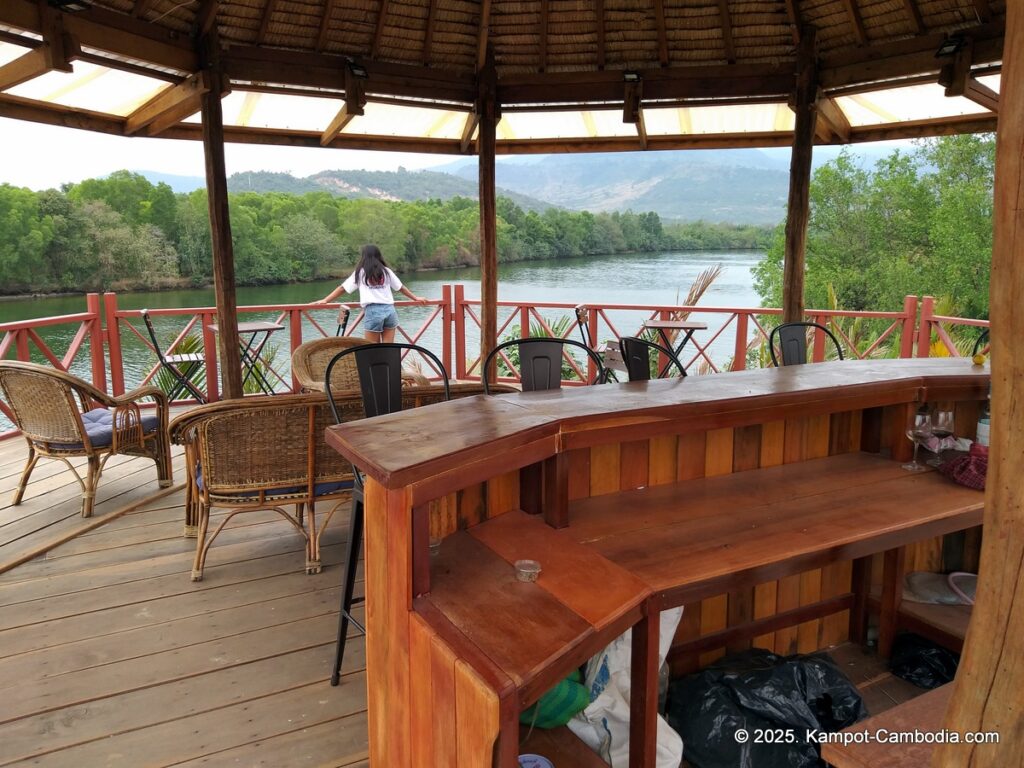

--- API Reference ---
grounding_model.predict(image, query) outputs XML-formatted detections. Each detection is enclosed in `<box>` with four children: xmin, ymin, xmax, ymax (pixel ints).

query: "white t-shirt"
<box><xmin>342</xmin><ymin>267</ymin><xmax>403</xmax><ymax>306</ymax></box>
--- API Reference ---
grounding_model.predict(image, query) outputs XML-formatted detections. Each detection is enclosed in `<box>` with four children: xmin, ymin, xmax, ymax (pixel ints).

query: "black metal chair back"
<box><xmin>619</xmin><ymin>336</ymin><xmax>686</xmax><ymax>381</ymax></box>
<box><xmin>972</xmin><ymin>328</ymin><xmax>990</xmax><ymax>357</ymax></box>
<box><xmin>140</xmin><ymin>310</ymin><xmax>207</xmax><ymax>402</ymax></box>
<box><xmin>335</xmin><ymin>307</ymin><xmax>351</xmax><ymax>336</ymax></box>
<box><xmin>482</xmin><ymin>337</ymin><xmax>606</xmax><ymax>394</ymax></box>
<box><xmin>769</xmin><ymin>322</ymin><xmax>845</xmax><ymax>367</ymax></box>
<box><xmin>325</xmin><ymin>341</ymin><xmax>450</xmax><ymax>687</ymax></box>
<box><xmin>324</xmin><ymin>342</ymin><xmax>450</xmax><ymax>423</ymax></box>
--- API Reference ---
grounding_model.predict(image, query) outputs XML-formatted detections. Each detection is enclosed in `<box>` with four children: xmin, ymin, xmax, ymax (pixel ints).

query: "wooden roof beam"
<box><xmin>839</xmin><ymin>0</ymin><xmax>868</xmax><ymax>46</ymax></box>
<box><xmin>938</xmin><ymin>37</ymin><xmax>973</xmax><ymax>95</ymax></box>
<box><xmin>316</xmin><ymin>0</ymin><xmax>334</xmax><ymax>51</ymax></box>
<box><xmin>257</xmin><ymin>0</ymin><xmax>277</xmax><ymax>45</ymax></box>
<box><xmin>371</xmin><ymin>0</ymin><xmax>390</xmax><ymax>60</ymax></box>
<box><xmin>595</xmin><ymin>0</ymin><xmax>606</xmax><ymax>69</ymax></box>
<box><xmin>476</xmin><ymin>0</ymin><xmax>491</xmax><ymax>71</ymax></box>
<box><xmin>321</xmin><ymin>67</ymin><xmax>366</xmax><ymax>146</ymax></box>
<box><xmin>133</xmin><ymin>0</ymin><xmax>157</xmax><ymax>19</ymax></box>
<box><xmin>461</xmin><ymin>111</ymin><xmax>479</xmax><ymax>153</ymax></box>
<box><xmin>0</xmin><ymin>38</ymin><xmax>77</xmax><ymax>91</ymax></box>
<box><xmin>623</xmin><ymin>78</ymin><xmax>642</xmax><ymax>124</ymax></box>
<box><xmin>717</xmin><ymin>0</ymin><xmax>735</xmax><ymax>64</ymax></box>
<box><xmin>784</xmin><ymin>0</ymin><xmax>801</xmax><ymax>45</ymax></box>
<box><xmin>194</xmin><ymin>0</ymin><xmax>220</xmax><ymax>38</ymax></box>
<box><xmin>962</xmin><ymin>77</ymin><xmax>999</xmax><ymax>112</ymax></box>
<box><xmin>125</xmin><ymin>71</ymin><xmax>210</xmax><ymax>135</ymax></box>
<box><xmin>423</xmin><ymin>0</ymin><xmax>437</xmax><ymax>65</ymax></box>
<box><xmin>1</xmin><ymin>0</ymin><xmax>197</xmax><ymax>73</ymax></box>
<box><xmin>654</xmin><ymin>0</ymin><xmax>668</xmax><ymax>67</ymax></box>
<box><xmin>902</xmin><ymin>0</ymin><xmax>925</xmax><ymax>35</ymax></box>
<box><xmin>539</xmin><ymin>0</ymin><xmax>548</xmax><ymax>72</ymax></box>
<box><xmin>816</xmin><ymin>95</ymin><xmax>851</xmax><ymax>142</ymax></box>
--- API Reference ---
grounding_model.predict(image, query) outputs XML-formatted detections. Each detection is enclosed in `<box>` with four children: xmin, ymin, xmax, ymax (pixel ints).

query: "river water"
<box><xmin>0</xmin><ymin>250</ymin><xmax>764</xmax><ymax>417</ymax></box>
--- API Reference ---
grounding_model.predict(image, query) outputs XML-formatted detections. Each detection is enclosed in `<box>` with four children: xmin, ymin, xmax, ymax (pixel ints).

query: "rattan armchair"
<box><xmin>0</xmin><ymin>361</ymin><xmax>173</xmax><ymax>518</ymax></box>
<box><xmin>169</xmin><ymin>393</ymin><xmax>355</xmax><ymax>580</ymax></box>
<box><xmin>291</xmin><ymin>336</ymin><xmax>430</xmax><ymax>393</ymax></box>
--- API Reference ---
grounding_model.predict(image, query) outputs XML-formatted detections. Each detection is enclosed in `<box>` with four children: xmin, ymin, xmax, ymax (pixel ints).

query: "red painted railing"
<box><xmin>0</xmin><ymin>293</ymin><xmax>106</xmax><ymax>438</ymax></box>
<box><xmin>0</xmin><ymin>289</ymin><xmax>990</xmax><ymax>440</ymax></box>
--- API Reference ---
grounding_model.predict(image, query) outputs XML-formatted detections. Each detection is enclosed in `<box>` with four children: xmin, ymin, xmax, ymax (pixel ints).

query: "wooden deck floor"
<box><xmin>0</xmin><ymin>435</ymin><xmax>369</xmax><ymax>767</ymax></box>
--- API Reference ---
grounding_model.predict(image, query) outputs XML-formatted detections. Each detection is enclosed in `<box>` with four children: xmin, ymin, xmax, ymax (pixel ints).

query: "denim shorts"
<box><xmin>363</xmin><ymin>303</ymin><xmax>399</xmax><ymax>332</ymax></box>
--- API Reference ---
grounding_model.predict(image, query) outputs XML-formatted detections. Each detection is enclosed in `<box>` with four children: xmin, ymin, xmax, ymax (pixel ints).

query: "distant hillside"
<box><xmin>440</xmin><ymin>151</ymin><xmax>790</xmax><ymax>225</ymax></box>
<box><xmin>222</xmin><ymin>168</ymin><xmax>555</xmax><ymax>212</ymax></box>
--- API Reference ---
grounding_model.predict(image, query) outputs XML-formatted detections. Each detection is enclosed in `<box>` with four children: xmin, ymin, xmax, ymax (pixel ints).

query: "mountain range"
<box><xmin>138</xmin><ymin>142</ymin><xmax>906</xmax><ymax>226</ymax></box>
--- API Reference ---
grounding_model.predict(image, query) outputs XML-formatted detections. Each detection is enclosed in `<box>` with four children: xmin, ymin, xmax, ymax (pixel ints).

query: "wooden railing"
<box><xmin>0</xmin><ymin>288</ymin><xmax>990</xmax><ymax>439</ymax></box>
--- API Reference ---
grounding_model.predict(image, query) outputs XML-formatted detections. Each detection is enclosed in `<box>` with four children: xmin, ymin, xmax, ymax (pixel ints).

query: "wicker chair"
<box><xmin>169</xmin><ymin>388</ymin><xmax>465</xmax><ymax>581</ymax></box>
<box><xmin>0</xmin><ymin>361</ymin><xmax>172</xmax><ymax>518</ymax></box>
<box><xmin>291</xmin><ymin>336</ymin><xmax>430</xmax><ymax>394</ymax></box>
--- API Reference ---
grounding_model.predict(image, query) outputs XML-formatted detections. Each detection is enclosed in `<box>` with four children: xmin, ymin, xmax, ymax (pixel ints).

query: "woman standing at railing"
<box><xmin>315</xmin><ymin>244</ymin><xmax>427</xmax><ymax>342</ymax></box>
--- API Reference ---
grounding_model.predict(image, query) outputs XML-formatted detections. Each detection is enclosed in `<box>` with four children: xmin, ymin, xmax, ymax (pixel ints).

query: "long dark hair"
<box><xmin>354</xmin><ymin>244</ymin><xmax>387</xmax><ymax>286</ymax></box>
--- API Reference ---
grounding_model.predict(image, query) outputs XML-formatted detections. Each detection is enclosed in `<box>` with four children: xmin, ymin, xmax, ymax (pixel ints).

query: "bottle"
<box><xmin>976</xmin><ymin>385</ymin><xmax>991</xmax><ymax>447</ymax></box>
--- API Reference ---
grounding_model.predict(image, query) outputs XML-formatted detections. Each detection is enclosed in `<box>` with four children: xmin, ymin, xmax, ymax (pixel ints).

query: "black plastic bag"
<box><xmin>889</xmin><ymin>633</ymin><xmax>959</xmax><ymax>689</ymax></box>
<box><xmin>666</xmin><ymin>648</ymin><xmax>868</xmax><ymax>768</ymax></box>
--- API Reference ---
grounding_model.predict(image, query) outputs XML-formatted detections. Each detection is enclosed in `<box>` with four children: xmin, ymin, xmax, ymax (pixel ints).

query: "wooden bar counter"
<box><xmin>324</xmin><ymin>359</ymin><xmax>988</xmax><ymax>767</ymax></box>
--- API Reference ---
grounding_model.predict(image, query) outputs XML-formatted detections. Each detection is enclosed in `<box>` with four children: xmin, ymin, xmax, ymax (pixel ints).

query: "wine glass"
<box><xmin>903</xmin><ymin>411</ymin><xmax>933</xmax><ymax>472</ymax></box>
<box><xmin>927</xmin><ymin>410</ymin><xmax>955</xmax><ymax>467</ymax></box>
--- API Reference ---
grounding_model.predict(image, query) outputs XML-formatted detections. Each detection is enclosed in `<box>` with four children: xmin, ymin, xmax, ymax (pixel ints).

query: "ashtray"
<box><xmin>514</xmin><ymin>559</ymin><xmax>541</xmax><ymax>582</ymax></box>
<box><xmin>518</xmin><ymin>755</ymin><xmax>554</xmax><ymax>768</ymax></box>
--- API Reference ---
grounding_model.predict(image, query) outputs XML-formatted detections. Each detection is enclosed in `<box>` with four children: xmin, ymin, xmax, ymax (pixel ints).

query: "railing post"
<box><xmin>811</xmin><ymin>313</ymin><xmax>827</xmax><ymax>362</ymax></box>
<box><xmin>289</xmin><ymin>308</ymin><xmax>304</xmax><ymax>393</ymax></box>
<box><xmin>917</xmin><ymin>296</ymin><xmax>935</xmax><ymax>358</ymax></box>
<box><xmin>441</xmin><ymin>285</ymin><xmax>453</xmax><ymax>378</ymax></box>
<box><xmin>732</xmin><ymin>312</ymin><xmax>749</xmax><ymax>371</ymax></box>
<box><xmin>202</xmin><ymin>310</ymin><xmax>220</xmax><ymax>402</ymax></box>
<box><xmin>588</xmin><ymin>307</ymin><xmax>600</xmax><ymax>382</ymax></box>
<box><xmin>519</xmin><ymin>305</ymin><xmax>530</xmax><ymax>338</ymax></box>
<box><xmin>103</xmin><ymin>293</ymin><xmax>126</xmax><ymax>396</ymax></box>
<box><xmin>86</xmin><ymin>293</ymin><xmax>107</xmax><ymax>394</ymax></box>
<box><xmin>899</xmin><ymin>295</ymin><xmax>918</xmax><ymax>359</ymax></box>
<box><xmin>14</xmin><ymin>330</ymin><xmax>29</xmax><ymax>361</ymax></box>
<box><xmin>454</xmin><ymin>284</ymin><xmax>467</xmax><ymax>380</ymax></box>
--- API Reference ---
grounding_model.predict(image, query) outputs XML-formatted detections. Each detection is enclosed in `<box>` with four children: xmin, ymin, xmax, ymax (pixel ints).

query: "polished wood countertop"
<box><xmin>325</xmin><ymin>358</ymin><xmax>988</xmax><ymax>490</ymax></box>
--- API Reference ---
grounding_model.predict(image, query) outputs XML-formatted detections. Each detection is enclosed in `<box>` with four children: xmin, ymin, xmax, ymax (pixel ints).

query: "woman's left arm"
<box><xmin>399</xmin><ymin>286</ymin><xmax>428</xmax><ymax>304</ymax></box>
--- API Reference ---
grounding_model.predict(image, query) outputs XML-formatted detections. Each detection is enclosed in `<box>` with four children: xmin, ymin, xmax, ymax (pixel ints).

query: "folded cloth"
<box><xmin>939</xmin><ymin>442</ymin><xmax>988</xmax><ymax>491</ymax></box>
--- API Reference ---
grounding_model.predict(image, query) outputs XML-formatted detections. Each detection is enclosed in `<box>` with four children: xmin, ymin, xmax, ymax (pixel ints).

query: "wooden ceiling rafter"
<box><xmin>539</xmin><ymin>0</ymin><xmax>549</xmax><ymax>72</ymax></box>
<box><xmin>0</xmin><ymin>4</ymin><xmax>79</xmax><ymax>92</ymax></box>
<box><xmin>902</xmin><ymin>0</ymin><xmax>925</xmax><ymax>35</ymax></box>
<box><xmin>125</xmin><ymin>70</ymin><xmax>211</xmax><ymax>135</ymax></box>
<box><xmin>654</xmin><ymin>0</ymin><xmax>668</xmax><ymax>67</ymax></box>
<box><xmin>316</xmin><ymin>0</ymin><xmax>335</xmax><ymax>51</ymax></box>
<box><xmin>461</xmin><ymin>111</ymin><xmax>479</xmax><ymax>152</ymax></box>
<box><xmin>132</xmin><ymin>0</ymin><xmax>157</xmax><ymax>20</ymax></box>
<box><xmin>257</xmin><ymin>0</ymin><xmax>278</xmax><ymax>45</ymax></box>
<box><xmin>816</xmin><ymin>94</ymin><xmax>851</xmax><ymax>142</ymax></box>
<box><xmin>476</xmin><ymin>0</ymin><xmax>492</xmax><ymax>72</ymax></box>
<box><xmin>371</xmin><ymin>0</ymin><xmax>391</xmax><ymax>60</ymax></box>
<box><xmin>320</xmin><ymin>65</ymin><xmax>367</xmax><ymax>145</ymax></box>
<box><xmin>717</xmin><ymin>0</ymin><xmax>735</xmax><ymax>64</ymax></box>
<box><xmin>595</xmin><ymin>0</ymin><xmax>606</xmax><ymax>69</ymax></box>
<box><xmin>194</xmin><ymin>0</ymin><xmax>220</xmax><ymax>38</ymax></box>
<box><xmin>423</xmin><ymin>0</ymin><xmax>437</xmax><ymax>65</ymax></box>
<box><xmin>962</xmin><ymin>77</ymin><xmax>999</xmax><ymax>111</ymax></box>
<box><xmin>784</xmin><ymin>0</ymin><xmax>801</xmax><ymax>45</ymax></box>
<box><xmin>839</xmin><ymin>0</ymin><xmax>868</xmax><ymax>45</ymax></box>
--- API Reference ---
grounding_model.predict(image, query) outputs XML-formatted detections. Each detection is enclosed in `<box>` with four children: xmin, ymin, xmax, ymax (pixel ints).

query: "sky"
<box><xmin>0</xmin><ymin>117</ymin><xmax>456</xmax><ymax>191</ymax></box>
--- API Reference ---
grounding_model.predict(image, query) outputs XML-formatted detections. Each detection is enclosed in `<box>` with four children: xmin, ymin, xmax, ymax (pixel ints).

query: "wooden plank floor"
<box><xmin>0</xmin><ymin>436</ymin><xmax>369</xmax><ymax>768</ymax></box>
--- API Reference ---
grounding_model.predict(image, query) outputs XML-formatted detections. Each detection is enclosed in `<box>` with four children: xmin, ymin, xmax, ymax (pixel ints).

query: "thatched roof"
<box><xmin>0</xmin><ymin>0</ymin><xmax>1006</xmax><ymax>153</ymax></box>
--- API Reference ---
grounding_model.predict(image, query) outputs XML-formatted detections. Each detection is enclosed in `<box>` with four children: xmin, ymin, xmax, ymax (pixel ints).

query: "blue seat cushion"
<box><xmin>62</xmin><ymin>408</ymin><xmax>161</xmax><ymax>449</ymax></box>
<box><xmin>195</xmin><ymin>464</ymin><xmax>353</xmax><ymax>499</ymax></box>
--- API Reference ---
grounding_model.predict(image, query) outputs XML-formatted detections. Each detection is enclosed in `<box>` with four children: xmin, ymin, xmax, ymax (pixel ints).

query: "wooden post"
<box><xmin>782</xmin><ymin>28</ymin><xmax>817</xmax><ymax>324</ymax></box>
<box><xmin>935</xmin><ymin>2</ymin><xmax>1024</xmax><ymax>764</ymax></box>
<box><xmin>477</xmin><ymin>54</ymin><xmax>499</xmax><ymax>380</ymax></box>
<box><xmin>200</xmin><ymin>54</ymin><xmax>243</xmax><ymax>400</ymax></box>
